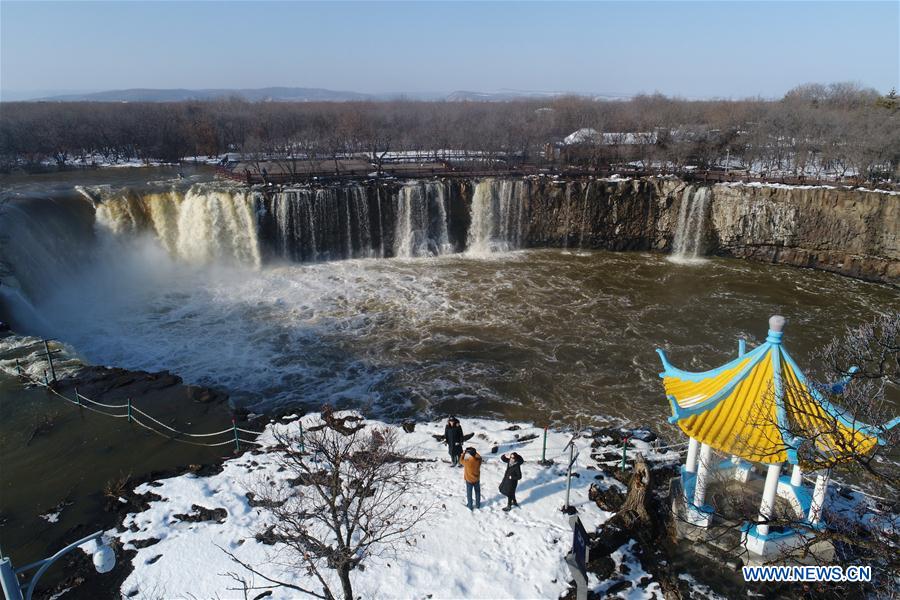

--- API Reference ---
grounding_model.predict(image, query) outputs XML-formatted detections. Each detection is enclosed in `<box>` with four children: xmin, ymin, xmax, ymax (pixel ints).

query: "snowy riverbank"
<box><xmin>106</xmin><ymin>413</ymin><xmax>684</xmax><ymax>599</ymax></box>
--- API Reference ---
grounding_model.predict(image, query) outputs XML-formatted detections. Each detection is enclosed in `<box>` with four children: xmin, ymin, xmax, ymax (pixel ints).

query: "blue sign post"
<box><xmin>565</xmin><ymin>515</ymin><xmax>589</xmax><ymax>600</ymax></box>
<box><xmin>572</xmin><ymin>516</ymin><xmax>589</xmax><ymax>575</ymax></box>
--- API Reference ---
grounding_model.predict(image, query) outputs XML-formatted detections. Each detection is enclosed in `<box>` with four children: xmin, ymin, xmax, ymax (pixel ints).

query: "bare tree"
<box><xmin>223</xmin><ymin>410</ymin><xmax>433</xmax><ymax>600</ymax></box>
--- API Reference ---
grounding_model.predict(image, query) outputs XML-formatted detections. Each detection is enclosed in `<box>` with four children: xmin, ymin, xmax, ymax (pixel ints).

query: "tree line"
<box><xmin>1</xmin><ymin>82</ymin><xmax>897</xmax><ymax>182</ymax></box>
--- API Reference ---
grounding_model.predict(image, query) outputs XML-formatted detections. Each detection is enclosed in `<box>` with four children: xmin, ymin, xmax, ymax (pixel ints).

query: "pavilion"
<box><xmin>656</xmin><ymin>315</ymin><xmax>898</xmax><ymax>557</ymax></box>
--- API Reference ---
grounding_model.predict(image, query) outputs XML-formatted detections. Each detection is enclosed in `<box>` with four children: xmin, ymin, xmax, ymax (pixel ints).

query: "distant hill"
<box><xmin>446</xmin><ymin>89</ymin><xmax>567</xmax><ymax>102</ymax></box>
<box><xmin>25</xmin><ymin>87</ymin><xmax>628</xmax><ymax>103</ymax></box>
<box><xmin>446</xmin><ymin>89</ymin><xmax>632</xmax><ymax>102</ymax></box>
<box><xmin>37</xmin><ymin>87</ymin><xmax>374</xmax><ymax>102</ymax></box>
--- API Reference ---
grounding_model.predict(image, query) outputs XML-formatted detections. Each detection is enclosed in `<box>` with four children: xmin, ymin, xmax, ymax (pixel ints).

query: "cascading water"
<box><xmin>95</xmin><ymin>185</ymin><xmax>263</xmax><ymax>268</ymax></box>
<box><xmin>0</xmin><ymin>194</ymin><xmax>97</xmax><ymax>328</ymax></box>
<box><xmin>670</xmin><ymin>185</ymin><xmax>711</xmax><ymax>262</ymax></box>
<box><xmin>85</xmin><ymin>180</ymin><xmax>468</xmax><ymax>268</ymax></box>
<box><xmin>264</xmin><ymin>185</ymin><xmax>375</xmax><ymax>261</ymax></box>
<box><xmin>393</xmin><ymin>182</ymin><xmax>453</xmax><ymax>258</ymax></box>
<box><xmin>561</xmin><ymin>185</ymin><xmax>573</xmax><ymax>250</ymax></box>
<box><xmin>577</xmin><ymin>181</ymin><xmax>592</xmax><ymax>249</ymax></box>
<box><xmin>467</xmin><ymin>179</ymin><xmax>529</xmax><ymax>255</ymax></box>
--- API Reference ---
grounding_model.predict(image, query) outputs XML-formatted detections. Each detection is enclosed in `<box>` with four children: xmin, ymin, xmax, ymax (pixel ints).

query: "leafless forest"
<box><xmin>1</xmin><ymin>82</ymin><xmax>897</xmax><ymax>182</ymax></box>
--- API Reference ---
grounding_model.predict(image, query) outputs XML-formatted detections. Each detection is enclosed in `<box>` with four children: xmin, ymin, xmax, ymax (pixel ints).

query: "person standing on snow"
<box><xmin>499</xmin><ymin>452</ymin><xmax>524</xmax><ymax>511</ymax></box>
<box><xmin>444</xmin><ymin>416</ymin><xmax>464</xmax><ymax>467</ymax></box>
<box><xmin>460</xmin><ymin>446</ymin><xmax>483</xmax><ymax>510</ymax></box>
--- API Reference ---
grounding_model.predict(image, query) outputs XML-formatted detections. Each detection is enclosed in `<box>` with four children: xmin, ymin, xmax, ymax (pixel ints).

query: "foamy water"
<box><xmin>20</xmin><ymin>243</ymin><xmax>898</xmax><ymax>426</ymax></box>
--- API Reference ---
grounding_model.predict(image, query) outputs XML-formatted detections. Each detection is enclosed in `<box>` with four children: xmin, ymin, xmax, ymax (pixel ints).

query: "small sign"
<box><xmin>571</xmin><ymin>516</ymin><xmax>589</xmax><ymax>575</ymax></box>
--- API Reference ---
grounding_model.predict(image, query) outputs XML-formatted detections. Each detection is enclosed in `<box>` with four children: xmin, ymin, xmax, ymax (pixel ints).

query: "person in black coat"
<box><xmin>499</xmin><ymin>452</ymin><xmax>524</xmax><ymax>510</ymax></box>
<box><xmin>444</xmin><ymin>417</ymin><xmax>464</xmax><ymax>467</ymax></box>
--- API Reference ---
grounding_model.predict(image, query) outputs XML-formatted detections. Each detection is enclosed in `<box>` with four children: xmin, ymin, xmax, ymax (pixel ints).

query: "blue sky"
<box><xmin>1</xmin><ymin>1</ymin><xmax>897</xmax><ymax>99</ymax></box>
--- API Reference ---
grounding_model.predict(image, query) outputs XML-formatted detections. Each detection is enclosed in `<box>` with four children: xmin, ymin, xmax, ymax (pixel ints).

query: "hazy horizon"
<box><xmin>1</xmin><ymin>1</ymin><xmax>898</xmax><ymax>101</ymax></box>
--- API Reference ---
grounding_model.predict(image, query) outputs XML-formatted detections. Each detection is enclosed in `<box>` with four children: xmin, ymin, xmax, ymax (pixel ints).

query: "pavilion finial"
<box><xmin>769</xmin><ymin>315</ymin><xmax>785</xmax><ymax>332</ymax></box>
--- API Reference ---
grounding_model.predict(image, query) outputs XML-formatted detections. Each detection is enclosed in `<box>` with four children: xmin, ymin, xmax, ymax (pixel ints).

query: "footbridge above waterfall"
<box><xmin>217</xmin><ymin>159</ymin><xmax>647</xmax><ymax>184</ymax></box>
<box><xmin>215</xmin><ymin>158</ymin><xmax>898</xmax><ymax>191</ymax></box>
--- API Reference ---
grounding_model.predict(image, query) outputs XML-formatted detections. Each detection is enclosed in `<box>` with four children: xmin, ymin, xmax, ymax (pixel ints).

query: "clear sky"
<box><xmin>1</xmin><ymin>1</ymin><xmax>898</xmax><ymax>100</ymax></box>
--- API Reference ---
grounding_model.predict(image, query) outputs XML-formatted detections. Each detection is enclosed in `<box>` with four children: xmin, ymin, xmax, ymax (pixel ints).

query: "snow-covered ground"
<box><xmin>717</xmin><ymin>180</ymin><xmax>900</xmax><ymax>196</ymax></box>
<box><xmin>107</xmin><ymin>414</ymin><xmax>682</xmax><ymax>599</ymax></box>
<box><xmin>30</xmin><ymin>154</ymin><xmax>225</xmax><ymax>169</ymax></box>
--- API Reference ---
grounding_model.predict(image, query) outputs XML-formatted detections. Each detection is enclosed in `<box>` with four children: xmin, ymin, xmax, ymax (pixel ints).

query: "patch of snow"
<box><xmin>718</xmin><ymin>181</ymin><xmax>900</xmax><ymax>196</ymax></box>
<box><xmin>40</xmin><ymin>510</ymin><xmax>61</xmax><ymax>523</ymax></box>
<box><xmin>589</xmin><ymin>540</ymin><xmax>660</xmax><ymax>599</ymax></box>
<box><xmin>677</xmin><ymin>573</ymin><xmax>726</xmax><ymax>599</ymax></box>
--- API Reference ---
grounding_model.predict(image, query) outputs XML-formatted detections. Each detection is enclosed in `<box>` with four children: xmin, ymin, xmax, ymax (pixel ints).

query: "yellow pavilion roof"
<box><xmin>656</xmin><ymin>317</ymin><xmax>896</xmax><ymax>466</ymax></box>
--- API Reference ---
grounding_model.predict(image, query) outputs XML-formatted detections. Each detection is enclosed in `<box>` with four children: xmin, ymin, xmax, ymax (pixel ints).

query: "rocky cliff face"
<box><xmin>522</xmin><ymin>177</ymin><xmax>898</xmax><ymax>284</ymax></box>
<box><xmin>520</xmin><ymin>177</ymin><xmax>676</xmax><ymax>251</ymax></box>
<box><xmin>705</xmin><ymin>183</ymin><xmax>899</xmax><ymax>284</ymax></box>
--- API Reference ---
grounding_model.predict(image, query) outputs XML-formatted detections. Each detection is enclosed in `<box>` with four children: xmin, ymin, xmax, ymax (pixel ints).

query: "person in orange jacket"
<box><xmin>460</xmin><ymin>446</ymin><xmax>483</xmax><ymax>510</ymax></box>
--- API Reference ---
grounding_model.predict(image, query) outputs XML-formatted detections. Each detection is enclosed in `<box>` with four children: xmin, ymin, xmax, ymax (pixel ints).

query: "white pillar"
<box><xmin>790</xmin><ymin>464</ymin><xmax>802</xmax><ymax>487</ymax></box>
<box><xmin>693</xmin><ymin>443</ymin><xmax>713</xmax><ymax>507</ymax></box>
<box><xmin>685</xmin><ymin>438</ymin><xmax>700</xmax><ymax>473</ymax></box>
<box><xmin>757</xmin><ymin>463</ymin><xmax>782</xmax><ymax>536</ymax></box>
<box><xmin>808</xmin><ymin>471</ymin><xmax>830</xmax><ymax>525</ymax></box>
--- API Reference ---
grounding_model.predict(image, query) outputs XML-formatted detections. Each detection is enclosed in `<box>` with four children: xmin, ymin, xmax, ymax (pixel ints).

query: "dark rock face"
<box><xmin>707</xmin><ymin>183</ymin><xmax>900</xmax><ymax>284</ymax></box>
<box><xmin>519</xmin><ymin>178</ymin><xmax>670</xmax><ymax>252</ymax></box>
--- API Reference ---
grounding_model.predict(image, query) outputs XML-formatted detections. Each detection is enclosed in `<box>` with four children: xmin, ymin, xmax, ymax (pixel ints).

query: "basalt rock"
<box><xmin>173</xmin><ymin>504</ymin><xmax>227</xmax><ymax>524</ymax></box>
<box><xmin>706</xmin><ymin>183</ymin><xmax>900</xmax><ymax>284</ymax></box>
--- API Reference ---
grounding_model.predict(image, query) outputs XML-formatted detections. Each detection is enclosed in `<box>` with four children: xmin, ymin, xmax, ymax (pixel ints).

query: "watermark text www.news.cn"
<box><xmin>742</xmin><ymin>565</ymin><xmax>872</xmax><ymax>583</ymax></box>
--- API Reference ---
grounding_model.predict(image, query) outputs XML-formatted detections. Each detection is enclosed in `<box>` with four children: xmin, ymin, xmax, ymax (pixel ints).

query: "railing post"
<box><xmin>541</xmin><ymin>426</ymin><xmax>548</xmax><ymax>463</ymax></box>
<box><xmin>43</xmin><ymin>340</ymin><xmax>56</xmax><ymax>384</ymax></box>
<box><xmin>564</xmin><ymin>441</ymin><xmax>575</xmax><ymax>511</ymax></box>
<box><xmin>127</xmin><ymin>398</ymin><xmax>132</xmax><ymax>423</ymax></box>
<box><xmin>232</xmin><ymin>418</ymin><xmax>240</xmax><ymax>452</ymax></box>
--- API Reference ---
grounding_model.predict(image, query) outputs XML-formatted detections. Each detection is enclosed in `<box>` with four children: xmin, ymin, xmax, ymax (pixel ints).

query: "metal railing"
<box><xmin>4</xmin><ymin>352</ymin><xmax>262</xmax><ymax>451</ymax></box>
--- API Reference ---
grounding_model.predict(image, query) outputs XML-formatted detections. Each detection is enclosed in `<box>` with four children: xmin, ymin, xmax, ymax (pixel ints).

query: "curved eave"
<box><xmin>658</xmin><ymin>343</ymin><xmax>770</xmax><ymax>421</ymax></box>
<box><xmin>656</xmin><ymin>342</ymin><xmax>769</xmax><ymax>383</ymax></box>
<box><xmin>780</xmin><ymin>349</ymin><xmax>894</xmax><ymax>446</ymax></box>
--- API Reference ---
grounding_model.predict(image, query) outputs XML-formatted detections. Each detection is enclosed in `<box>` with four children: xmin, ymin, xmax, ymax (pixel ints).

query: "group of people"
<box><xmin>444</xmin><ymin>416</ymin><xmax>524</xmax><ymax>512</ymax></box>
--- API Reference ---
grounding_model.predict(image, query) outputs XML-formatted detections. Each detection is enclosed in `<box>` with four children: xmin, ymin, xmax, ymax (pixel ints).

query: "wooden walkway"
<box><xmin>216</xmin><ymin>163</ymin><xmax>896</xmax><ymax>191</ymax></box>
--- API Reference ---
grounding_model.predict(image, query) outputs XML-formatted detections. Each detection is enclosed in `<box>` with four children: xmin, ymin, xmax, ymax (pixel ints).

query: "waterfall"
<box><xmin>93</xmin><ymin>182</ymin><xmax>459</xmax><ymax>265</ymax></box>
<box><xmin>0</xmin><ymin>194</ymin><xmax>97</xmax><ymax>318</ymax></box>
<box><xmin>393</xmin><ymin>182</ymin><xmax>453</xmax><ymax>258</ymax></box>
<box><xmin>95</xmin><ymin>185</ymin><xmax>263</xmax><ymax>268</ymax></box>
<box><xmin>577</xmin><ymin>181</ymin><xmax>592</xmax><ymax>249</ymax></box>
<box><xmin>2</xmin><ymin>178</ymin><xmax>488</xmax><ymax>324</ymax></box>
<box><xmin>670</xmin><ymin>186</ymin><xmax>711</xmax><ymax>262</ymax></box>
<box><xmin>561</xmin><ymin>185</ymin><xmax>572</xmax><ymax>249</ymax></box>
<box><xmin>466</xmin><ymin>179</ymin><xmax>528</xmax><ymax>255</ymax></box>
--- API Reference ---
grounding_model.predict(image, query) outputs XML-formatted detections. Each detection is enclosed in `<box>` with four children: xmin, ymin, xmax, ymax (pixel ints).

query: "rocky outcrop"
<box><xmin>706</xmin><ymin>183</ymin><xmax>899</xmax><ymax>284</ymax></box>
